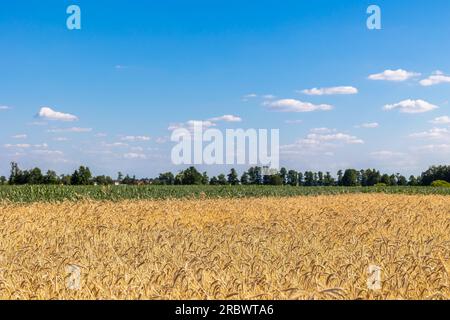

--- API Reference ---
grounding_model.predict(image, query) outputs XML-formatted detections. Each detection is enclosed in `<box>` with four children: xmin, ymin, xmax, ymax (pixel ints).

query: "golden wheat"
<box><xmin>0</xmin><ymin>194</ymin><xmax>449</xmax><ymax>300</ymax></box>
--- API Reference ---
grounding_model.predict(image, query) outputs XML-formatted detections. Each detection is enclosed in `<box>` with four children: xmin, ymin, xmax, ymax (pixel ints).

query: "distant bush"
<box><xmin>431</xmin><ymin>180</ymin><xmax>450</xmax><ymax>188</ymax></box>
<box><xmin>374</xmin><ymin>183</ymin><xmax>387</xmax><ymax>187</ymax></box>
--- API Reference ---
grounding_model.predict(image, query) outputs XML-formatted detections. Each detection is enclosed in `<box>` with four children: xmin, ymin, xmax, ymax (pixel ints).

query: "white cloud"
<box><xmin>4</xmin><ymin>144</ymin><xmax>31</xmax><ymax>149</ymax></box>
<box><xmin>4</xmin><ymin>143</ymin><xmax>48</xmax><ymax>149</ymax></box>
<box><xmin>155</xmin><ymin>137</ymin><xmax>168</xmax><ymax>144</ymax></box>
<box><xmin>410</xmin><ymin>128</ymin><xmax>449</xmax><ymax>139</ymax></box>
<box><xmin>208</xmin><ymin>115</ymin><xmax>242</xmax><ymax>123</ymax></box>
<box><xmin>420</xmin><ymin>71</ymin><xmax>450</xmax><ymax>87</ymax></box>
<box><xmin>307</xmin><ymin>133</ymin><xmax>364</xmax><ymax>144</ymax></box>
<box><xmin>368</xmin><ymin>69</ymin><xmax>421</xmax><ymax>82</ymax></box>
<box><xmin>32</xmin><ymin>150</ymin><xmax>64</xmax><ymax>156</ymax></box>
<box><xmin>168</xmin><ymin>120</ymin><xmax>216</xmax><ymax>131</ymax></box>
<box><xmin>384</xmin><ymin>99</ymin><xmax>438</xmax><ymax>114</ymax></box>
<box><xmin>47</xmin><ymin>127</ymin><xmax>92</xmax><ymax>133</ymax></box>
<box><xmin>370</xmin><ymin>150</ymin><xmax>406</xmax><ymax>159</ymax></box>
<box><xmin>124</xmin><ymin>153</ymin><xmax>147</xmax><ymax>160</ymax></box>
<box><xmin>301</xmin><ymin>86</ymin><xmax>358</xmax><ymax>96</ymax></box>
<box><xmin>285</xmin><ymin>120</ymin><xmax>303</xmax><ymax>124</ymax></box>
<box><xmin>12</xmin><ymin>134</ymin><xmax>27</xmax><ymax>139</ymax></box>
<box><xmin>37</xmin><ymin>107</ymin><xmax>78</xmax><ymax>121</ymax></box>
<box><xmin>413</xmin><ymin>144</ymin><xmax>450</xmax><ymax>153</ymax></box>
<box><xmin>121</xmin><ymin>135</ymin><xmax>151</xmax><ymax>142</ymax></box>
<box><xmin>104</xmin><ymin>142</ymin><xmax>129</xmax><ymax>148</ymax></box>
<box><xmin>263</xmin><ymin>94</ymin><xmax>276</xmax><ymax>100</ymax></box>
<box><xmin>168</xmin><ymin>115</ymin><xmax>241</xmax><ymax>133</ymax></box>
<box><xmin>28</xmin><ymin>121</ymin><xmax>47</xmax><ymax>126</ymax></box>
<box><xmin>356</xmin><ymin>122</ymin><xmax>379</xmax><ymax>129</ymax></box>
<box><xmin>53</xmin><ymin>137</ymin><xmax>69</xmax><ymax>142</ymax></box>
<box><xmin>430</xmin><ymin>116</ymin><xmax>450</xmax><ymax>125</ymax></box>
<box><xmin>187</xmin><ymin>120</ymin><xmax>216</xmax><ymax>129</ymax></box>
<box><xmin>0</xmin><ymin>105</ymin><xmax>11</xmax><ymax>110</ymax></box>
<box><xmin>34</xmin><ymin>143</ymin><xmax>49</xmax><ymax>149</ymax></box>
<box><xmin>281</xmin><ymin>129</ymin><xmax>364</xmax><ymax>156</ymax></box>
<box><xmin>310</xmin><ymin>128</ymin><xmax>337</xmax><ymax>134</ymax></box>
<box><xmin>264</xmin><ymin>99</ymin><xmax>333</xmax><ymax>113</ymax></box>
<box><xmin>95</xmin><ymin>133</ymin><xmax>108</xmax><ymax>138</ymax></box>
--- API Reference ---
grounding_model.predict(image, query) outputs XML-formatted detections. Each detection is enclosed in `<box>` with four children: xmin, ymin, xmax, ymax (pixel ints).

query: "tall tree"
<box><xmin>287</xmin><ymin>170</ymin><xmax>298</xmax><ymax>186</ymax></box>
<box><xmin>337</xmin><ymin>170</ymin><xmax>343</xmax><ymax>186</ymax></box>
<box><xmin>240</xmin><ymin>172</ymin><xmax>250</xmax><ymax>185</ymax></box>
<box><xmin>298</xmin><ymin>172</ymin><xmax>304</xmax><ymax>186</ymax></box>
<box><xmin>342</xmin><ymin>169</ymin><xmax>359</xmax><ymax>186</ymax></box>
<box><xmin>304</xmin><ymin>171</ymin><xmax>315</xmax><ymax>186</ymax></box>
<box><xmin>44</xmin><ymin>170</ymin><xmax>59</xmax><ymax>185</ymax></box>
<box><xmin>317</xmin><ymin>171</ymin><xmax>324</xmax><ymax>186</ymax></box>
<box><xmin>324</xmin><ymin>172</ymin><xmax>335</xmax><ymax>186</ymax></box>
<box><xmin>227</xmin><ymin>169</ymin><xmax>240</xmax><ymax>185</ymax></box>
<box><xmin>279</xmin><ymin>167</ymin><xmax>288</xmax><ymax>185</ymax></box>
<box><xmin>201</xmin><ymin>172</ymin><xmax>209</xmax><ymax>185</ymax></box>
<box><xmin>180</xmin><ymin>167</ymin><xmax>204</xmax><ymax>185</ymax></box>
<box><xmin>71</xmin><ymin>166</ymin><xmax>92</xmax><ymax>185</ymax></box>
<box><xmin>158</xmin><ymin>172</ymin><xmax>175</xmax><ymax>185</ymax></box>
<box><xmin>217</xmin><ymin>174</ymin><xmax>228</xmax><ymax>185</ymax></box>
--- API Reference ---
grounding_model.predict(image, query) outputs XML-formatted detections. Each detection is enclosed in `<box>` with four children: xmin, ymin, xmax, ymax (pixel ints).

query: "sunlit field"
<box><xmin>0</xmin><ymin>194</ymin><xmax>449</xmax><ymax>300</ymax></box>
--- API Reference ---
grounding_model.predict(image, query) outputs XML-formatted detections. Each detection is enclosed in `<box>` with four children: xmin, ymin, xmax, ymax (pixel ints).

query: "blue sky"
<box><xmin>1</xmin><ymin>0</ymin><xmax>450</xmax><ymax>178</ymax></box>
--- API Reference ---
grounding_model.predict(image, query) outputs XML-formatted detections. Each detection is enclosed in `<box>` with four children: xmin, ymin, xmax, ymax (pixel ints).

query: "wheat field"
<box><xmin>0</xmin><ymin>194</ymin><xmax>449</xmax><ymax>300</ymax></box>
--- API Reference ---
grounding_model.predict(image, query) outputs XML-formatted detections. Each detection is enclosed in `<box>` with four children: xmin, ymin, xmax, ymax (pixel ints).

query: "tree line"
<box><xmin>1</xmin><ymin>162</ymin><xmax>450</xmax><ymax>187</ymax></box>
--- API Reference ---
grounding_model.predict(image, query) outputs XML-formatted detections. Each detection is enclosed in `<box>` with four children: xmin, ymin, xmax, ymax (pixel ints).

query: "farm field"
<box><xmin>1</xmin><ymin>185</ymin><xmax>450</xmax><ymax>203</ymax></box>
<box><xmin>0</xmin><ymin>194</ymin><xmax>449</xmax><ymax>300</ymax></box>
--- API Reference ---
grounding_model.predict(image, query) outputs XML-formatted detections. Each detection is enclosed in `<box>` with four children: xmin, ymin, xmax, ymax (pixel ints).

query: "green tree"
<box><xmin>304</xmin><ymin>171</ymin><xmax>315</xmax><ymax>186</ymax></box>
<box><xmin>94</xmin><ymin>175</ymin><xmax>113</xmax><ymax>185</ymax></box>
<box><xmin>0</xmin><ymin>176</ymin><xmax>6</xmax><ymax>185</ymax></box>
<box><xmin>44</xmin><ymin>170</ymin><xmax>59</xmax><ymax>185</ymax></box>
<box><xmin>267</xmin><ymin>175</ymin><xmax>283</xmax><ymax>185</ymax></box>
<box><xmin>71</xmin><ymin>166</ymin><xmax>92</xmax><ymax>185</ymax></box>
<box><xmin>209</xmin><ymin>176</ymin><xmax>219</xmax><ymax>185</ymax></box>
<box><xmin>201</xmin><ymin>172</ymin><xmax>209</xmax><ymax>185</ymax></box>
<box><xmin>324</xmin><ymin>172</ymin><xmax>335</xmax><ymax>186</ymax></box>
<box><xmin>337</xmin><ymin>170</ymin><xmax>343</xmax><ymax>186</ymax></box>
<box><xmin>217</xmin><ymin>174</ymin><xmax>228</xmax><ymax>185</ymax></box>
<box><xmin>247</xmin><ymin>167</ymin><xmax>262</xmax><ymax>185</ymax></box>
<box><xmin>298</xmin><ymin>172</ymin><xmax>304</xmax><ymax>186</ymax></box>
<box><xmin>9</xmin><ymin>162</ymin><xmax>21</xmax><ymax>185</ymax></box>
<box><xmin>227</xmin><ymin>169</ymin><xmax>240</xmax><ymax>185</ymax></box>
<box><xmin>158</xmin><ymin>172</ymin><xmax>175</xmax><ymax>185</ymax></box>
<box><xmin>408</xmin><ymin>175</ymin><xmax>419</xmax><ymax>186</ymax></box>
<box><xmin>178</xmin><ymin>167</ymin><xmax>203</xmax><ymax>185</ymax></box>
<box><xmin>380</xmin><ymin>174</ymin><xmax>390</xmax><ymax>185</ymax></box>
<box><xmin>287</xmin><ymin>170</ymin><xmax>298</xmax><ymax>186</ymax></box>
<box><xmin>279</xmin><ymin>168</ymin><xmax>288</xmax><ymax>185</ymax></box>
<box><xmin>317</xmin><ymin>171</ymin><xmax>324</xmax><ymax>186</ymax></box>
<box><xmin>396</xmin><ymin>174</ymin><xmax>407</xmax><ymax>186</ymax></box>
<box><xmin>342</xmin><ymin>169</ymin><xmax>358</xmax><ymax>186</ymax></box>
<box><xmin>28</xmin><ymin>168</ymin><xmax>44</xmax><ymax>184</ymax></box>
<box><xmin>365</xmin><ymin>169</ymin><xmax>381</xmax><ymax>186</ymax></box>
<box><xmin>420</xmin><ymin>165</ymin><xmax>450</xmax><ymax>186</ymax></box>
<box><xmin>60</xmin><ymin>175</ymin><xmax>71</xmax><ymax>185</ymax></box>
<box><xmin>240</xmin><ymin>172</ymin><xmax>250</xmax><ymax>185</ymax></box>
